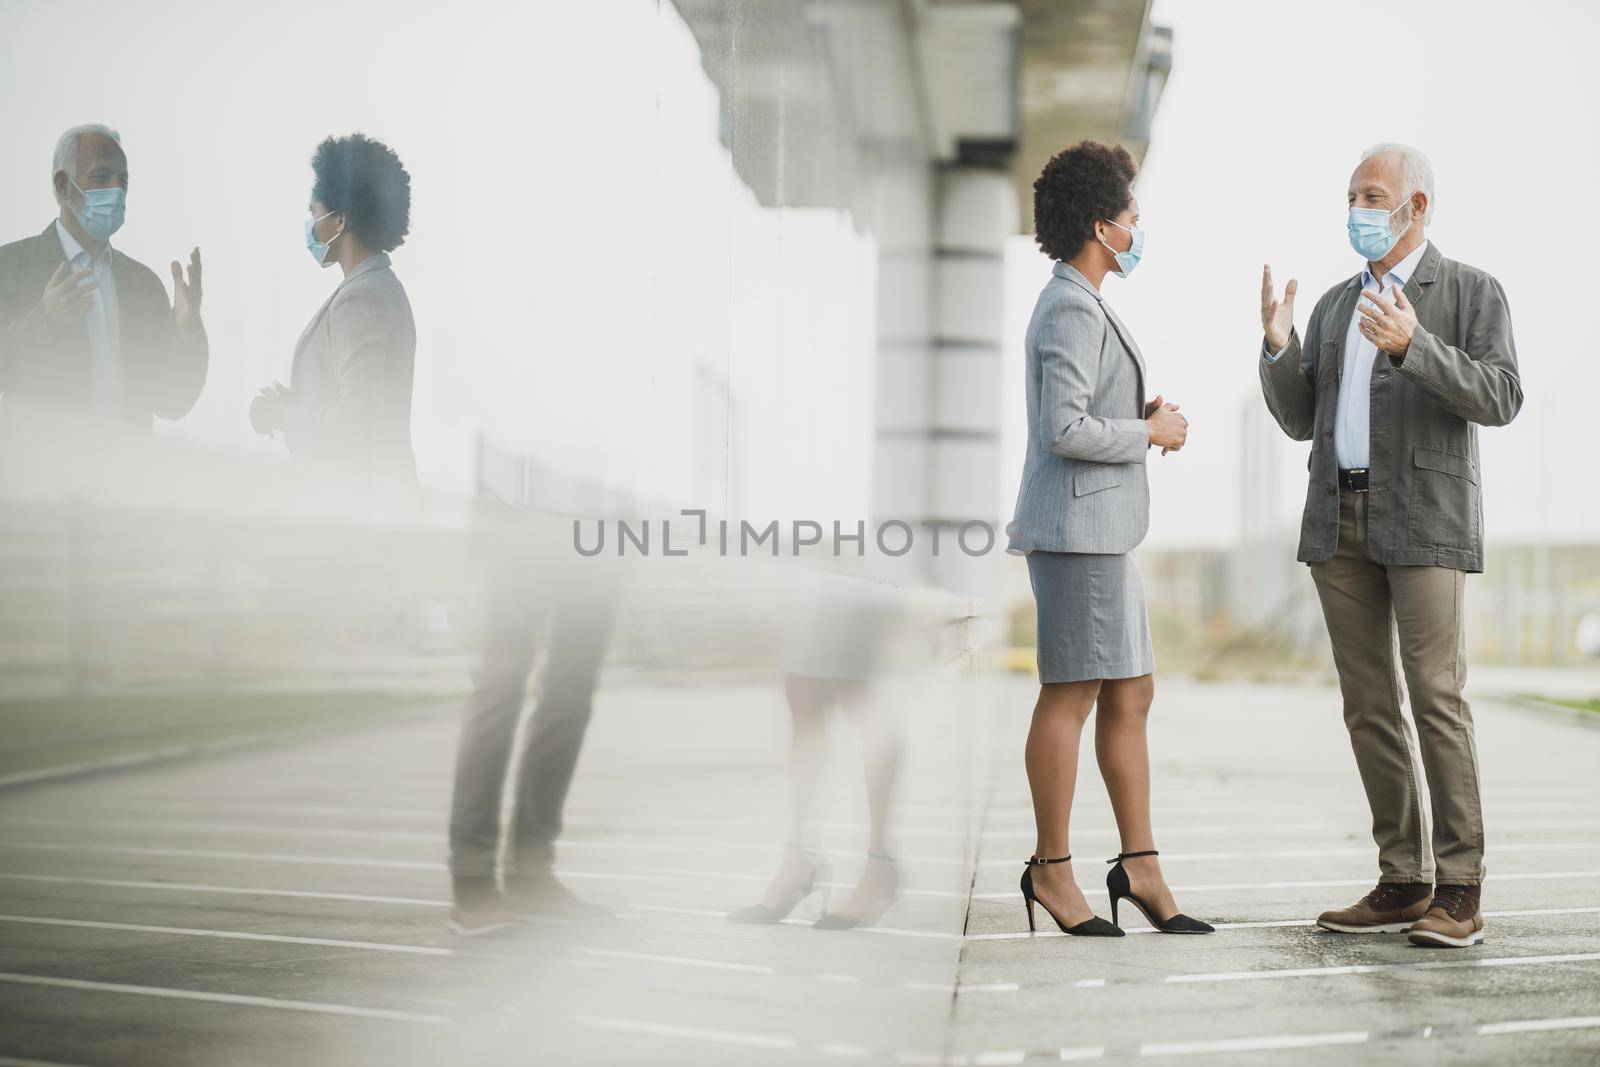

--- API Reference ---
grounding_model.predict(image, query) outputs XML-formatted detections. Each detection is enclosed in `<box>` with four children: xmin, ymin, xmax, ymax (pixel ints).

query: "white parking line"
<box><xmin>791</xmin><ymin>920</ymin><xmax>961</xmax><ymax>941</ymax></box>
<box><xmin>573</xmin><ymin>947</ymin><xmax>1017</xmax><ymax>994</ymax></box>
<box><xmin>3</xmin><ymin>870</ymin><xmax>1590</xmax><ymax>952</ymax></box>
<box><xmin>0</xmin><ymin>841</ymin><xmax>686</xmax><ymax>884</ymax></box>
<box><xmin>816</xmin><ymin>1043</ymin><xmax>872</xmax><ymax>1058</ymax></box>
<box><xmin>0</xmin><ymin>871</ymin><xmax>449</xmax><ymax>907</ymax></box>
<box><xmin>0</xmin><ymin>972</ymin><xmax>452</xmax><ymax>1024</ymax></box>
<box><xmin>963</xmin><ymin>906</ymin><xmax>1600</xmax><ymax>941</ymax></box>
<box><xmin>0</xmin><ymin>815</ymin><xmax>444</xmax><ymax>843</ymax></box>
<box><xmin>1139</xmin><ymin>1030</ymin><xmax>1369</xmax><ymax>1056</ymax></box>
<box><xmin>576</xmin><ymin>947</ymin><xmax>774</xmax><ymax>974</ymax></box>
<box><xmin>0</xmin><ymin>914</ymin><xmax>452</xmax><ymax>955</ymax></box>
<box><xmin>575</xmin><ymin>1013</ymin><xmax>795</xmax><ymax>1050</ymax></box>
<box><xmin>973</xmin><ymin>868</ymin><xmax>1600</xmax><ymax>900</ymax></box>
<box><xmin>0</xmin><ymin>840</ymin><xmax>444</xmax><ymax>870</ymax></box>
<box><xmin>12</xmin><ymin>837</ymin><xmax>1600</xmax><ymax>911</ymax></box>
<box><xmin>565</xmin><ymin>1011</ymin><xmax>1600</xmax><ymax>1063</ymax></box>
<box><xmin>1062</xmin><ymin>842</ymin><xmax>1600</xmax><ymax>864</ymax></box>
<box><xmin>615</xmin><ymin>903</ymin><xmax>729</xmax><ymax>918</ymax></box>
<box><xmin>110</xmin><ymin>800</ymin><xmax>443</xmax><ymax>821</ymax></box>
<box><xmin>1479</xmin><ymin>1014</ymin><xmax>1600</xmax><ymax>1035</ymax></box>
<box><xmin>10</xmin><ymin>813</ymin><xmax>1596</xmax><ymax>869</ymax></box>
<box><xmin>1165</xmin><ymin>951</ymin><xmax>1600</xmax><ymax>985</ymax></box>
<box><xmin>1165</xmin><ymin>870</ymin><xmax>1600</xmax><ymax>893</ymax></box>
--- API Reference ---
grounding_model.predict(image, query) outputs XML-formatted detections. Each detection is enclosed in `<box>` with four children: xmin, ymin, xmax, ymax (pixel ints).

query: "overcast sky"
<box><xmin>4</xmin><ymin>0</ymin><xmax>1592</xmax><ymax>549</ymax></box>
<box><xmin>1008</xmin><ymin>0</ymin><xmax>1597</xmax><ymax>548</ymax></box>
<box><xmin>0</xmin><ymin>0</ymin><xmax>882</xmax><ymax>525</ymax></box>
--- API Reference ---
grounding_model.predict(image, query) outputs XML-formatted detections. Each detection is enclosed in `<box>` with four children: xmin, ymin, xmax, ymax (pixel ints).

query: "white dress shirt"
<box><xmin>54</xmin><ymin>218</ymin><xmax>122</xmax><ymax>418</ymax></box>
<box><xmin>1265</xmin><ymin>239</ymin><xmax>1428</xmax><ymax>469</ymax></box>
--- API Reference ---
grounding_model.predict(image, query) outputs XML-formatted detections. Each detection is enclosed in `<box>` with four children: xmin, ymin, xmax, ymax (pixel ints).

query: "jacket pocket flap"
<box><xmin>1412</xmin><ymin>446</ymin><xmax>1478</xmax><ymax>484</ymax></box>
<box><xmin>1073</xmin><ymin>464</ymin><xmax>1127</xmax><ymax>497</ymax></box>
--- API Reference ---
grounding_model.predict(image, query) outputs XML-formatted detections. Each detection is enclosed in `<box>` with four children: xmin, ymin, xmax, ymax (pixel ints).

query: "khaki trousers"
<box><xmin>1308</xmin><ymin>490</ymin><xmax>1485</xmax><ymax>886</ymax></box>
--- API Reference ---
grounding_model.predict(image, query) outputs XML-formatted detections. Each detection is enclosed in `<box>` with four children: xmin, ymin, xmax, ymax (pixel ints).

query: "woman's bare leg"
<box><xmin>1025</xmin><ymin>679</ymin><xmax>1101</xmax><ymax>926</ymax></box>
<box><xmin>754</xmin><ymin>675</ymin><xmax>831</xmax><ymax>909</ymax></box>
<box><xmin>828</xmin><ymin>682</ymin><xmax>903</xmax><ymax>919</ymax></box>
<box><xmin>1095</xmin><ymin>674</ymin><xmax>1179</xmax><ymax>920</ymax></box>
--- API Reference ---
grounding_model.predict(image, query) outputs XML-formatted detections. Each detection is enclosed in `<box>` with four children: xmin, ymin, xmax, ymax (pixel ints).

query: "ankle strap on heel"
<box><xmin>1107</xmin><ymin>849</ymin><xmax>1159</xmax><ymax>864</ymax></box>
<box><xmin>1026</xmin><ymin>854</ymin><xmax>1071</xmax><ymax>866</ymax></box>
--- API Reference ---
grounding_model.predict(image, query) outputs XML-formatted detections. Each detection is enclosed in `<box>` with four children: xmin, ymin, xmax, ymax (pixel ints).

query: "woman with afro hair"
<box><xmin>1005</xmin><ymin>140</ymin><xmax>1213</xmax><ymax>939</ymax></box>
<box><xmin>251</xmin><ymin>132</ymin><xmax>416</xmax><ymax>480</ymax></box>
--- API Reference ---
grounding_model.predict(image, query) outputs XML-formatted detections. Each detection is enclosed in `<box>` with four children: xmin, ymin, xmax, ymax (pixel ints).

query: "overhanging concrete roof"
<box><xmin>1013</xmin><ymin>0</ymin><xmax>1168</xmax><ymax>233</ymax></box>
<box><xmin>667</xmin><ymin>0</ymin><xmax>1167</xmax><ymax>234</ymax></box>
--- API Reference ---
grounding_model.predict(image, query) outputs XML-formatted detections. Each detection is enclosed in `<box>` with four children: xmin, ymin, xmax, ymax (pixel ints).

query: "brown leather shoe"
<box><xmin>1407</xmin><ymin>884</ymin><xmax>1485</xmax><ymax>947</ymax></box>
<box><xmin>1316</xmin><ymin>881</ymin><xmax>1432</xmax><ymax>933</ymax></box>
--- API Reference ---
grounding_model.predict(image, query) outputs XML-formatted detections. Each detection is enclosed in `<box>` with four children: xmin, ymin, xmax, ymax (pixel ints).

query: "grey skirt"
<box><xmin>1026</xmin><ymin>550</ymin><xmax>1155</xmax><ymax>683</ymax></box>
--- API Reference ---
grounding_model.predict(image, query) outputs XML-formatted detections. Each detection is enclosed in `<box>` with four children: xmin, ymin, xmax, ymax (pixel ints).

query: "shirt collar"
<box><xmin>54</xmin><ymin>218</ymin><xmax>110</xmax><ymax>266</ymax></box>
<box><xmin>1362</xmin><ymin>239</ymin><xmax>1428</xmax><ymax>290</ymax></box>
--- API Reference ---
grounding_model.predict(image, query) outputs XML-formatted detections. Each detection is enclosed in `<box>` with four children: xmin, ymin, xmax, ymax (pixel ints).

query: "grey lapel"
<box><xmin>1099</xmin><ymin>302</ymin><xmax>1147</xmax><ymax>388</ymax></box>
<box><xmin>39</xmin><ymin>220</ymin><xmax>65</xmax><ymax>265</ymax></box>
<box><xmin>1051</xmin><ymin>260</ymin><xmax>1146</xmax><ymax>386</ymax></box>
<box><xmin>1326</xmin><ymin>276</ymin><xmax>1363</xmax><ymax>381</ymax></box>
<box><xmin>292</xmin><ymin>254</ymin><xmax>393</xmax><ymax>381</ymax></box>
<box><xmin>1402</xmin><ymin>240</ymin><xmax>1442</xmax><ymax>311</ymax></box>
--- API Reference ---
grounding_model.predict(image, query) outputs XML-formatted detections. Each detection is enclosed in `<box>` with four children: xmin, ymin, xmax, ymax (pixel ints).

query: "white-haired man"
<box><xmin>0</xmin><ymin>123</ymin><xmax>206</xmax><ymax>445</ymax></box>
<box><xmin>1259</xmin><ymin>144</ymin><xmax>1523</xmax><ymax>947</ymax></box>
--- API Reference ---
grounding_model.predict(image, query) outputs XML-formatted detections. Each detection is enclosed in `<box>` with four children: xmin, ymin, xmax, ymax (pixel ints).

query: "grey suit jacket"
<box><xmin>0</xmin><ymin>220</ymin><xmax>207</xmax><ymax>434</ymax></box>
<box><xmin>284</xmin><ymin>252</ymin><xmax>416</xmax><ymax>478</ymax></box>
<box><xmin>1007</xmin><ymin>261</ymin><xmax>1150</xmax><ymax>555</ymax></box>
<box><xmin>1259</xmin><ymin>242</ymin><xmax>1522</xmax><ymax>573</ymax></box>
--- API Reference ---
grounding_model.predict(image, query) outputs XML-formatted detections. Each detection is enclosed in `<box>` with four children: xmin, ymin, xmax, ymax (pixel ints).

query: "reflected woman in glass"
<box><xmin>251</xmin><ymin>133</ymin><xmax>416</xmax><ymax>481</ymax></box>
<box><xmin>1005</xmin><ymin>140</ymin><xmax>1213</xmax><ymax>936</ymax></box>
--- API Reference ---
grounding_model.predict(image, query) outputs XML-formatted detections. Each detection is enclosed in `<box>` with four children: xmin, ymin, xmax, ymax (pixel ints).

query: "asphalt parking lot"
<box><xmin>0</xmin><ymin>673</ymin><xmax>1596</xmax><ymax>1065</ymax></box>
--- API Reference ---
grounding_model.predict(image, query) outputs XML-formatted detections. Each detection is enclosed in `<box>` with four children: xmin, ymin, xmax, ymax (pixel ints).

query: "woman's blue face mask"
<box><xmin>305</xmin><ymin>209</ymin><xmax>344</xmax><ymax>268</ymax></box>
<box><xmin>1099</xmin><ymin>218</ymin><xmax>1144</xmax><ymax>278</ymax></box>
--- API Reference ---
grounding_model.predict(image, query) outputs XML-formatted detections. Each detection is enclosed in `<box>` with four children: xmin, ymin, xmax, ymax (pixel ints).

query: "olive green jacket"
<box><xmin>1259</xmin><ymin>242</ymin><xmax>1523</xmax><ymax>573</ymax></box>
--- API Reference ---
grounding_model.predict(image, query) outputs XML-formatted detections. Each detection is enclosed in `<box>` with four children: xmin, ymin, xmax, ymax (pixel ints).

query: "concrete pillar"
<box><xmin>927</xmin><ymin>165</ymin><xmax>1017</xmax><ymax>594</ymax></box>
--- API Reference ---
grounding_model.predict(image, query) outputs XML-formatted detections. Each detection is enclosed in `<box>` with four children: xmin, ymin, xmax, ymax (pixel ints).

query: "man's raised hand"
<box><xmin>1261</xmin><ymin>264</ymin><xmax>1297</xmax><ymax>354</ymax></box>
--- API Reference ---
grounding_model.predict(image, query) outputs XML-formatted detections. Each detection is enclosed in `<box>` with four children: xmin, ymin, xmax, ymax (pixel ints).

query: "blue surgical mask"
<box><xmin>305</xmin><ymin>209</ymin><xmax>343</xmax><ymax>268</ymax></box>
<box><xmin>1347</xmin><ymin>200</ymin><xmax>1413</xmax><ymax>262</ymax></box>
<box><xmin>1099</xmin><ymin>219</ymin><xmax>1144</xmax><ymax>278</ymax></box>
<box><xmin>68</xmin><ymin>175</ymin><xmax>125</xmax><ymax>243</ymax></box>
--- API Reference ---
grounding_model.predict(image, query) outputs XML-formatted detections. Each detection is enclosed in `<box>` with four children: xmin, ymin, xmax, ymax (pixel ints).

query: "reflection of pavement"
<box><xmin>0</xmin><ymin>674</ymin><xmax>1595</xmax><ymax>1064</ymax></box>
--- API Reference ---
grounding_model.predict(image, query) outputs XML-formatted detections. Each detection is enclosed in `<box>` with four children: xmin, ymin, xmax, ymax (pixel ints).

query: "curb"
<box><xmin>1495</xmin><ymin>693</ymin><xmax>1600</xmax><ymax>732</ymax></box>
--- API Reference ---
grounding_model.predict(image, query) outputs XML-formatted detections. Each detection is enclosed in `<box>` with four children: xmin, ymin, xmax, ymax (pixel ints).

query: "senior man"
<box><xmin>1259</xmin><ymin>143</ymin><xmax>1523</xmax><ymax>948</ymax></box>
<box><xmin>0</xmin><ymin>123</ymin><xmax>206</xmax><ymax>447</ymax></box>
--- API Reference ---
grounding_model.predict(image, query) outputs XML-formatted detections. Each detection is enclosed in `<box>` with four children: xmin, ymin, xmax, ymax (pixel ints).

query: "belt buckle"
<box><xmin>1347</xmin><ymin>467</ymin><xmax>1369</xmax><ymax>493</ymax></box>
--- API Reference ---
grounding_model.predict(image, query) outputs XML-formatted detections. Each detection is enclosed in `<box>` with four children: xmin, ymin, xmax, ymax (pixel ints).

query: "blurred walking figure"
<box><xmin>0</xmin><ymin>123</ymin><xmax>206</xmax><ymax>451</ymax></box>
<box><xmin>1005</xmin><ymin>141</ymin><xmax>1212</xmax><ymax>938</ymax></box>
<box><xmin>729</xmin><ymin>574</ymin><xmax>905</xmax><ymax>930</ymax></box>
<box><xmin>1260</xmin><ymin>143</ymin><xmax>1523</xmax><ymax>948</ymax></box>
<box><xmin>446</xmin><ymin>504</ymin><xmax>622</xmax><ymax>937</ymax></box>
<box><xmin>250</xmin><ymin>134</ymin><xmax>416</xmax><ymax>481</ymax></box>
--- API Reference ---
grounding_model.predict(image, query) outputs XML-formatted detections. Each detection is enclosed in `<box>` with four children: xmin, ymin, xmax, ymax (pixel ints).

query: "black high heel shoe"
<box><xmin>1020</xmin><ymin>855</ymin><xmax>1123</xmax><ymax>937</ymax></box>
<box><xmin>815</xmin><ymin>850</ymin><xmax>900</xmax><ymax>930</ymax></box>
<box><xmin>1105</xmin><ymin>850</ymin><xmax>1214</xmax><ymax>934</ymax></box>
<box><xmin>728</xmin><ymin>846</ymin><xmax>831</xmax><ymax>923</ymax></box>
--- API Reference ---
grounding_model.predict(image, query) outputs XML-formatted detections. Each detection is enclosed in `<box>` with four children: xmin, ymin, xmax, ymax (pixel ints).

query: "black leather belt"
<box><xmin>1338</xmin><ymin>468</ymin><xmax>1370</xmax><ymax>492</ymax></box>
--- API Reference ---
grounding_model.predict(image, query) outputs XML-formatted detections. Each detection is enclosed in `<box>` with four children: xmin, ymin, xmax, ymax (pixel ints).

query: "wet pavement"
<box><xmin>0</xmin><ymin>673</ymin><xmax>1596</xmax><ymax>1065</ymax></box>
